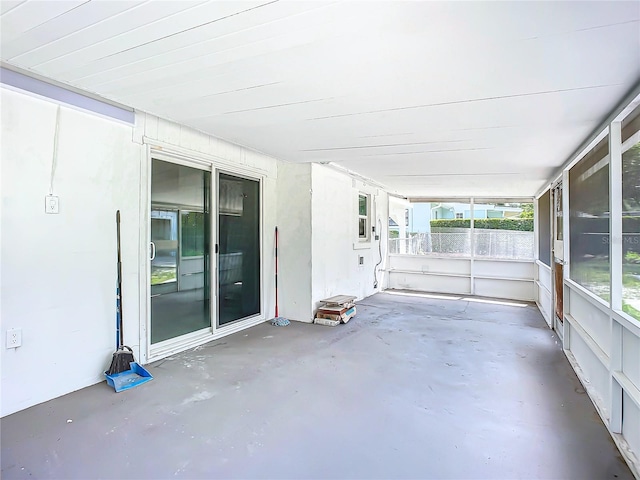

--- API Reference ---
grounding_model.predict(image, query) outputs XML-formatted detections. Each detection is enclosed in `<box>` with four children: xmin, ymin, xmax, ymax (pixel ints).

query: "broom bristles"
<box><xmin>107</xmin><ymin>346</ymin><xmax>135</xmax><ymax>375</ymax></box>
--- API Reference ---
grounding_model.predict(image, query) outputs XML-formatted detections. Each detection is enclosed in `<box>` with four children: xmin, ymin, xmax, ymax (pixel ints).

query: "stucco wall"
<box><xmin>1</xmin><ymin>89</ymin><xmax>143</xmax><ymax>416</ymax></box>
<box><xmin>0</xmin><ymin>93</ymin><xmax>280</xmax><ymax>417</ymax></box>
<box><xmin>311</xmin><ymin>164</ymin><xmax>388</xmax><ymax>316</ymax></box>
<box><xmin>275</xmin><ymin>162</ymin><xmax>312</xmax><ymax>322</ymax></box>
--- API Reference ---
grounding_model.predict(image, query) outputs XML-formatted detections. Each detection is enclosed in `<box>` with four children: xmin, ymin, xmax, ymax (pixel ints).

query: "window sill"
<box><xmin>353</xmin><ymin>241</ymin><xmax>371</xmax><ymax>250</ymax></box>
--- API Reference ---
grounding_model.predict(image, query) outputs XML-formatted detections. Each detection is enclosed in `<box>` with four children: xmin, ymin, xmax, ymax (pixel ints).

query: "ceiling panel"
<box><xmin>0</xmin><ymin>0</ymin><xmax>144</xmax><ymax>59</ymax></box>
<box><xmin>32</xmin><ymin>1</ymin><xmax>271</xmax><ymax>76</ymax></box>
<box><xmin>9</xmin><ymin>1</ymin><xmax>208</xmax><ymax>67</ymax></box>
<box><xmin>2</xmin><ymin>0</ymin><xmax>639</xmax><ymax>197</ymax></box>
<box><xmin>0</xmin><ymin>0</ymin><xmax>85</xmax><ymax>44</ymax></box>
<box><xmin>71</xmin><ymin>3</ymin><xmax>343</xmax><ymax>89</ymax></box>
<box><xmin>0</xmin><ymin>1</ymin><xmax>26</xmax><ymax>16</ymax></box>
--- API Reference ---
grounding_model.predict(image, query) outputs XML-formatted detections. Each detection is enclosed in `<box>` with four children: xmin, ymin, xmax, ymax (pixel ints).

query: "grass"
<box><xmin>570</xmin><ymin>257</ymin><xmax>610</xmax><ymax>299</ymax></box>
<box><xmin>623</xmin><ymin>302</ymin><xmax>640</xmax><ymax>321</ymax></box>
<box><xmin>151</xmin><ymin>268</ymin><xmax>176</xmax><ymax>285</ymax></box>
<box><xmin>569</xmin><ymin>256</ymin><xmax>640</xmax><ymax>321</ymax></box>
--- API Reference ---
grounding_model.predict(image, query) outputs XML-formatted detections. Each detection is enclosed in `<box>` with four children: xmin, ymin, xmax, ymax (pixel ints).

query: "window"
<box><xmin>622</xmin><ymin>139</ymin><xmax>640</xmax><ymax>320</ymax></box>
<box><xmin>389</xmin><ymin>199</ymin><xmax>534</xmax><ymax>259</ymax></box>
<box><xmin>538</xmin><ymin>190</ymin><xmax>551</xmax><ymax>267</ymax></box>
<box><xmin>358</xmin><ymin>194</ymin><xmax>369</xmax><ymax>240</ymax></box>
<box><xmin>180</xmin><ymin>211</ymin><xmax>205</xmax><ymax>257</ymax></box>
<box><xmin>473</xmin><ymin>200</ymin><xmax>534</xmax><ymax>260</ymax></box>
<box><xmin>569</xmin><ymin>135</ymin><xmax>610</xmax><ymax>302</ymax></box>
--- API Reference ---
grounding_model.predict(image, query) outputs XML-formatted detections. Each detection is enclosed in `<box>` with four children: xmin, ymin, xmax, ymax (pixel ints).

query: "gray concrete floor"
<box><xmin>1</xmin><ymin>291</ymin><xmax>633</xmax><ymax>480</ymax></box>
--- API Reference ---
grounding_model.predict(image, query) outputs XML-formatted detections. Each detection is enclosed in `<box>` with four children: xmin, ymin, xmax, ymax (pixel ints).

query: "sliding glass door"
<box><xmin>149</xmin><ymin>161</ymin><xmax>262</xmax><ymax>346</ymax></box>
<box><xmin>218</xmin><ymin>173</ymin><xmax>260</xmax><ymax>325</ymax></box>
<box><xmin>150</xmin><ymin>159</ymin><xmax>211</xmax><ymax>344</ymax></box>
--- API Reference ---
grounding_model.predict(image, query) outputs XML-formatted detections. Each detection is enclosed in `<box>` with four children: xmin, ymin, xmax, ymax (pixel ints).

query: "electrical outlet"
<box><xmin>6</xmin><ymin>328</ymin><xmax>22</xmax><ymax>349</ymax></box>
<box><xmin>45</xmin><ymin>195</ymin><xmax>59</xmax><ymax>214</ymax></box>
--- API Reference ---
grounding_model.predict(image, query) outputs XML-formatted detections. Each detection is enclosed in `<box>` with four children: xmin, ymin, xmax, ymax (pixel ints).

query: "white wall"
<box><xmin>535</xmin><ymin>262</ymin><xmax>553</xmax><ymax>327</ymax></box>
<box><xmin>273</xmin><ymin>163</ymin><xmax>390</xmax><ymax>323</ymax></box>
<box><xmin>1</xmin><ymin>89</ymin><xmax>143</xmax><ymax>416</ymax></box>
<box><xmin>275</xmin><ymin>162</ymin><xmax>312</xmax><ymax>322</ymax></box>
<box><xmin>0</xmin><ymin>94</ymin><xmax>280</xmax><ymax>417</ymax></box>
<box><xmin>388</xmin><ymin>255</ymin><xmax>535</xmax><ymax>302</ymax></box>
<box><xmin>310</xmin><ymin>165</ymin><xmax>388</xmax><ymax>315</ymax></box>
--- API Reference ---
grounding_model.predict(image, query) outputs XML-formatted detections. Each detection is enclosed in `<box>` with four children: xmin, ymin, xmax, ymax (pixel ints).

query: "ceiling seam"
<box><xmin>20</xmin><ymin>0</ymin><xmax>91</xmax><ymax>34</ymax></box>
<box><xmin>8</xmin><ymin>1</ymin><xmax>154</xmax><ymax>61</ymax></box>
<box><xmin>301</xmin><ymin>140</ymin><xmax>468</xmax><ymax>151</ymax></box>
<box><xmin>521</xmin><ymin>19</ymin><xmax>640</xmax><ymax>41</ymax></box>
<box><xmin>97</xmin><ymin>0</ymin><xmax>280</xmax><ymax>60</ymax></box>
<box><xmin>66</xmin><ymin>1</ymin><xmax>338</xmax><ymax>87</ymax></box>
<box><xmin>29</xmin><ymin>0</ymin><xmax>210</xmax><ymax>68</ymax></box>
<box><xmin>0</xmin><ymin>0</ymin><xmax>27</xmax><ymax>18</ymax></box>
<box><xmin>307</xmin><ymin>84</ymin><xmax>623</xmax><ymax>121</ymax></box>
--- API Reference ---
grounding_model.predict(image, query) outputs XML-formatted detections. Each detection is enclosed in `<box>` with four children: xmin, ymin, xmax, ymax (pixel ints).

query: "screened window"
<box><xmin>622</xmin><ymin>140</ymin><xmax>640</xmax><ymax>320</ymax></box>
<box><xmin>569</xmin><ymin>135</ymin><xmax>610</xmax><ymax>301</ymax></box>
<box><xmin>389</xmin><ymin>199</ymin><xmax>533</xmax><ymax>259</ymax></box>
<box><xmin>473</xmin><ymin>201</ymin><xmax>534</xmax><ymax>260</ymax></box>
<box><xmin>538</xmin><ymin>190</ymin><xmax>551</xmax><ymax>267</ymax></box>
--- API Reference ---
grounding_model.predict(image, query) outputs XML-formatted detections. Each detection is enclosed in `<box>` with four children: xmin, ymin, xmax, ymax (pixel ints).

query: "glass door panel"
<box><xmin>218</xmin><ymin>173</ymin><xmax>260</xmax><ymax>325</ymax></box>
<box><xmin>151</xmin><ymin>210</ymin><xmax>178</xmax><ymax>296</ymax></box>
<box><xmin>151</xmin><ymin>159</ymin><xmax>211</xmax><ymax>344</ymax></box>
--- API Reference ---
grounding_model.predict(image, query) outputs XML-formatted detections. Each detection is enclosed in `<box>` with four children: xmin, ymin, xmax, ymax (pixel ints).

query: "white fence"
<box><xmin>389</xmin><ymin>229</ymin><xmax>534</xmax><ymax>260</ymax></box>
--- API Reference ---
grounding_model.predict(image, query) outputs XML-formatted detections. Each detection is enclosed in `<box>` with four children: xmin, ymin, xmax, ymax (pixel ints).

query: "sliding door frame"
<box><xmin>139</xmin><ymin>146</ymin><xmax>267</xmax><ymax>364</ymax></box>
<box><xmin>216</xmin><ymin>169</ymin><xmax>264</xmax><ymax>329</ymax></box>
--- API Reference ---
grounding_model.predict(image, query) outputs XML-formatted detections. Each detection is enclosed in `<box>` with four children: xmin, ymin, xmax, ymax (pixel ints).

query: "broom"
<box><xmin>271</xmin><ymin>226</ymin><xmax>289</xmax><ymax>326</ymax></box>
<box><xmin>107</xmin><ymin>210</ymin><xmax>135</xmax><ymax>374</ymax></box>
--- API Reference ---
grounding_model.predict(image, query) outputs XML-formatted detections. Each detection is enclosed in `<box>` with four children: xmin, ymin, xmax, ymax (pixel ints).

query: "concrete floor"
<box><xmin>1</xmin><ymin>291</ymin><xmax>633</xmax><ymax>480</ymax></box>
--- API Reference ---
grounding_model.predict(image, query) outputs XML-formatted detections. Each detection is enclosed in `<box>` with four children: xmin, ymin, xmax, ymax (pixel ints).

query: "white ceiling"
<box><xmin>2</xmin><ymin>0</ymin><xmax>639</xmax><ymax>197</ymax></box>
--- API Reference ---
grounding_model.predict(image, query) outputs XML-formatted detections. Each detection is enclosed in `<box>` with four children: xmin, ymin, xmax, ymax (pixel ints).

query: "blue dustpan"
<box><xmin>105</xmin><ymin>362</ymin><xmax>153</xmax><ymax>392</ymax></box>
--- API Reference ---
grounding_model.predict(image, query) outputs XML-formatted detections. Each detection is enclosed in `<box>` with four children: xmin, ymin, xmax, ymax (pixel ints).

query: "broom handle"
<box><xmin>275</xmin><ymin>226</ymin><xmax>278</xmax><ymax>318</ymax></box>
<box><xmin>116</xmin><ymin>210</ymin><xmax>124</xmax><ymax>348</ymax></box>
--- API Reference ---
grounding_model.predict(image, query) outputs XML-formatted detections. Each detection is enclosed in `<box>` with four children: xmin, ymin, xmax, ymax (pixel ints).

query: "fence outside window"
<box><xmin>389</xmin><ymin>229</ymin><xmax>534</xmax><ymax>260</ymax></box>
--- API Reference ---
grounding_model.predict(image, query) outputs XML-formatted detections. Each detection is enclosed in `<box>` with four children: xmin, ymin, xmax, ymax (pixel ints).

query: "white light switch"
<box><xmin>45</xmin><ymin>195</ymin><xmax>59</xmax><ymax>214</ymax></box>
<box><xmin>6</xmin><ymin>328</ymin><xmax>22</xmax><ymax>349</ymax></box>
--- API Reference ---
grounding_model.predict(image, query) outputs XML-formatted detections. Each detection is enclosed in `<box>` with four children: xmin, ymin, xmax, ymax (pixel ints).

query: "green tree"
<box><xmin>623</xmin><ymin>143</ymin><xmax>640</xmax><ymax>211</ymax></box>
<box><xmin>518</xmin><ymin>203</ymin><xmax>534</xmax><ymax>219</ymax></box>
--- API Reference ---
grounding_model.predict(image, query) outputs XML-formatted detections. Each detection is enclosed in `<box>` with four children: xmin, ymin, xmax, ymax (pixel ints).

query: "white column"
<box><xmin>609</xmin><ymin>120</ymin><xmax>623</xmax><ymax>434</ymax></box>
<box><xmin>562</xmin><ymin>169</ymin><xmax>571</xmax><ymax>348</ymax></box>
<box><xmin>610</xmin><ymin>121</ymin><xmax>623</xmax><ymax>311</ymax></box>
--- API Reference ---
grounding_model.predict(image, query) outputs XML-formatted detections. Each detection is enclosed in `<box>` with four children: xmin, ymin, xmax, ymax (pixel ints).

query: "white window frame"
<box><xmin>358</xmin><ymin>193</ymin><xmax>370</xmax><ymax>242</ymax></box>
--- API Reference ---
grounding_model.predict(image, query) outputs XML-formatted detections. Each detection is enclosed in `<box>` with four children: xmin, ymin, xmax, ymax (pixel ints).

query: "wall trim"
<box><xmin>0</xmin><ymin>65</ymin><xmax>134</xmax><ymax>124</ymax></box>
<box><xmin>144</xmin><ymin>138</ymin><xmax>271</xmax><ymax>177</ymax></box>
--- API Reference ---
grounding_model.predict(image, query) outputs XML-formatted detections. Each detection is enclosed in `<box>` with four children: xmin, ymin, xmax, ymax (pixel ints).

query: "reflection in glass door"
<box><xmin>151</xmin><ymin>159</ymin><xmax>211</xmax><ymax>344</ymax></box>
<box><xmin>151</xmin><ymin>210</ymin><xmax>178</xmax><ymax>296</ymax></box>
<box><xmin>218</xmin><ymin>173</ymin><xmax>260</xmax><ymax>325</ymax></box>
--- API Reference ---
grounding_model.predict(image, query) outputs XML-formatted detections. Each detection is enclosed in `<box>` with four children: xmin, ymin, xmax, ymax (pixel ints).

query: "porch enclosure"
<box><xmin>388</xmin><ymin>199</ymin><xmax>535</xmax><ymax>301</ymax></box>
<box><xmin>535</xmin><ymin>101</ymin><xmax>640</xmax><ymax>474</ymax></box>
